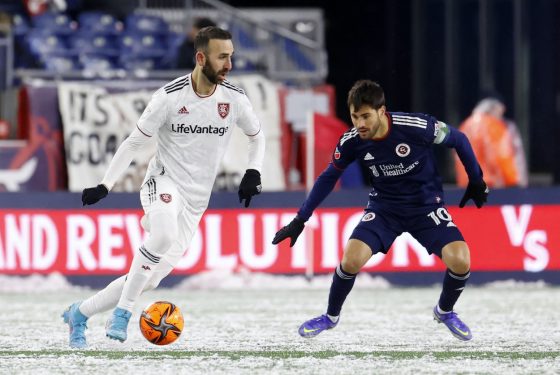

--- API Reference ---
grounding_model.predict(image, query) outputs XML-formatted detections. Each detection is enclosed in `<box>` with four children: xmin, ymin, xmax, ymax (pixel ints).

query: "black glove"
<box><xmin>272</xmin><ymin>216</ymin><xmax>305</xmax><ymax>247</ymax></box>
<box><xmin>459</xmin><ymin>180</ymin><xmax>489</xmax><ymax>208</ymax></box>
<box><xmin>238</xmin><ymin>169</ymin><xmax>262</xmax><ymax>207</ymax></box>
<box><xmin>82</xmin><ymin>184</ymin><xmax>109</xmax><ymax>206</ymax></box>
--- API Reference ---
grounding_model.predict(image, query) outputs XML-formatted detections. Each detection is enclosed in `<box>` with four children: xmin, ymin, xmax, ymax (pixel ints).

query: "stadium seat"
<box><xmin>68</xmin><ymin>33</ymin><xmax>119</xmax><ymax>57</ymax></box>
<box><xmin>281</xmin><ymin>37</ymin><xmax>316</xmax><ymax>72</ymax></box>
<box><xmin>12</xmin><ymin>14</ymin><xmax>30</xmax><ymax>36</ymax></box>
<box><xmin>39</xmin><ymin>52</ymin><xmax>80</xmax><ymax>72</ymax></box>
<box><xmin>119</xmin><ymin>33</ymin><xmax>167</xmax><ymax>58</ymax></box>
<box><xmin>26</xmin><ymin>31</ymin><xmax>69</xmax><ymax>57</ymax></box>
<box><xmin>79</xmin><ymin>53</ymin><xmax>118</xmax><ymax>72</ymax></box>
<box><xmin>118</xmin><ymin>55</ymin><xmax>161</xmax><ymax>71</ymax></box>
<box><xmin>125</xmin><ymin>14</ymin><xmax>169</xmax><ymax>35</ymax></box>
<box><xmin>78</xmin><ymin>11</ymin><xmax>122</xmax><ymax>35</ymax></box>
<box><xmin>31</xmin><ymin>12</ymin><xmax>75</xmax><ymax>35</ymax></box>
<box><xmin>117</xmin><ymin>32</ymin><xmax>168</xmax><ymax>70</ymax></box>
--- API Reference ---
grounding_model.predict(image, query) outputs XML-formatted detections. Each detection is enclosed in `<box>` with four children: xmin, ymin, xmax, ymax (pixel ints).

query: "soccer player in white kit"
<box><xmin>62</xmin><ymin>27</ymin><xmax>266</xmax><ymax>348</ymax></box>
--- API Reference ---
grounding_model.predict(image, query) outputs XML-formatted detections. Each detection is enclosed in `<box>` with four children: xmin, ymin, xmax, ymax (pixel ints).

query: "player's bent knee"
<box><xmin>145</xmin><ymin>217</ymin><xmax>178</xmax><ymax>254</ymax></box>
<box><xmin>340</xmin><ymin>259</ymin><xmax>362</xmax><ymax>274</ymax></box>
<box><xmin>449</xmin><ymin>258</ymin><xmax>470</xmax><ymax>275</ymax></box>
<box><xmin>341</xmin><ymin>250</ymin><xmax>371</xmax><ymax>273</ymax></box>
<box><xmin>442</xmin><ymin>242</ymin><xmax>471</xmax><ymax>274</ymax></box>
<box><xmin>341</xmin><ymin>239</ymin><xmax>373</xmax><ymax>274</ymax></box>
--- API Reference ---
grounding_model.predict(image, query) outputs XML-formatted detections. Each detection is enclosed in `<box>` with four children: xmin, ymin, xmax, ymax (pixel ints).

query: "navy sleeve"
<box><xmin>330</xmin><ymin>128</ymin><xmax>359</xmax><ymax>170</ymax></box>
<box><xmin>296</xmin><ymin>164</ymin><xmax>343</xmax><ymax>221</ymax></box>
<box><xmin>442</xmin><ymin>126</ymin><xmax>483</xmax><ymax>181</ymax></box>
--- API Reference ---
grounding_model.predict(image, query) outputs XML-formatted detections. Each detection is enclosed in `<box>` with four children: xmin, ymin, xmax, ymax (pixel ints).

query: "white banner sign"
<box><xmin>58</xmin><ymin>83</ymin><xmax>156</xmax><ymax>191</ymax></box>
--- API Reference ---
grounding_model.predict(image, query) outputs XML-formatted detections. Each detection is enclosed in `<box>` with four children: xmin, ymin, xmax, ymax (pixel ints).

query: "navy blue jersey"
<box><xmin>332</xmin><ymin>112</ymin><xmax>445</xmax><ymax>208</ymax></box>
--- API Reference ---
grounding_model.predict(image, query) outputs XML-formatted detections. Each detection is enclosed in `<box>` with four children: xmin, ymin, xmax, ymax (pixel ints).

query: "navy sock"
<box><xmin>326</xmin><ymin>264</ymin><xmax>357</xmax><ymax>317</ymax></box>
<box><xmin>438</xmin><ymin>269</ymin><xmax>470</xmax><ymax>312</ymax></box>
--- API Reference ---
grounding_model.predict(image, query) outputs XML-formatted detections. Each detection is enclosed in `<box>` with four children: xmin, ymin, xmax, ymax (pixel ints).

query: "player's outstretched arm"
<box><xmin>272</xmin><ymin>164</ymin><xmax>343</xmax><ymax>247</ymax></box>
<box><xmin>81</xmin><ymin>127</ymin><xmax>151</xmax><ymax>206</ymax></box>
<box><xmin>437</xmin><ymin>124</ymin><xmax>489</xmax><ymax>208</ymax></box>
<box><xmin>272</xmin><ymin>216</ymin><xmax>305</xmax><ymax>247</ymax></box>
<box><xmin>437</xmin><ymin>124</ymin><xmax>481</xmax><ymax>180</ymax></box>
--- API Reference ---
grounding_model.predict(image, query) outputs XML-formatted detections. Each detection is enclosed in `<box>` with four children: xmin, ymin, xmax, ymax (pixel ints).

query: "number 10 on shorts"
<box><xmin>427</xmin><ymin>207</ymin><xmax>453</xmax><ymax>226</ymax></box>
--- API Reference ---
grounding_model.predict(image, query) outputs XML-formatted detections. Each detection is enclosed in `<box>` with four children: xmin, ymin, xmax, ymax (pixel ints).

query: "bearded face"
<box><xmin>201</xmin><ymin>57</ymin><xmax>222</xmax><ymax>84</ymax></box>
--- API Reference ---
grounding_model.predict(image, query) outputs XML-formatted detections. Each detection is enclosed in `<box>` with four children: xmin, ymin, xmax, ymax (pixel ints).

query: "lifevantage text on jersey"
<box><xmin>171</xmin><ymin>123</ymin><xmax>229</xmax><ymax>136</ymax></box>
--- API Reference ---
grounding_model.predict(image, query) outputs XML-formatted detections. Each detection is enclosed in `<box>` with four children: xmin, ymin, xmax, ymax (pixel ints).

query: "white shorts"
<box><xmin>139</xmin><ymin>175</ymin><xmax>203</xmax><ymax>268</ymax></box>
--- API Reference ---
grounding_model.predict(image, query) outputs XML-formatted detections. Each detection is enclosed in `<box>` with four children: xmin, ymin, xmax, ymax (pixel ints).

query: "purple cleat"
<box><xmin>298</xmin><ymin>314</ymin><xmax>338</xmax><ymax>338</ymax></box>
<box><xmin>433</xmin><ymin>306</ymin><xmax>472</xmax><ymax>341</ymax></box>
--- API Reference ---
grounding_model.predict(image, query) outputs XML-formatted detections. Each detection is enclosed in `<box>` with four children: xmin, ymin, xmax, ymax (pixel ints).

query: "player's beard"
<box><xmin>202</xmin><ymin>60</ymin><xmax>227</xmax><ymax>84</ymax></box>
<box><xmin>357</xmin><ymin>125</ymin><xmax>374</xmax><ymax>139</ymax></box>
<box><xmin>360</xmin><ymin>118</ymin><xmax>383</xmax><ymax>139</ymax></box>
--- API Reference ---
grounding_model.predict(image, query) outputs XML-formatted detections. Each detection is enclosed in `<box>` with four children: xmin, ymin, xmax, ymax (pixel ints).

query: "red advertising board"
<box><xmin>0</xmin><ymin>205</ymin><xmax>558</xmax><ymax>275</ymax></box>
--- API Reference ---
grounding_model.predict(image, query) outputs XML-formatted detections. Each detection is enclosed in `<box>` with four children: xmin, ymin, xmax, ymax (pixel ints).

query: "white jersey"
<box><xmin>137</xmin><ymin>74</ymin><xmax>261</xmax><ymax>212</ymax></box>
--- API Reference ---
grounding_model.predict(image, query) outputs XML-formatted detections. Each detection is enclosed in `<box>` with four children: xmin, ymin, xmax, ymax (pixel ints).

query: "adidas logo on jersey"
<box><xmin>364</xmin><ymin>153</ymin><xmax>375</xmax><ymax>161</ymax></box>
<box><xmin>178</xmin><ymin>106</ymin><xmax>189</xmax><ymax>114</ymax></box>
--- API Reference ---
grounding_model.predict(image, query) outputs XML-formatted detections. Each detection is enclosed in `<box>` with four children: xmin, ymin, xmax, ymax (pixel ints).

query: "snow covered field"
<box><xmin>0</xmin><ymin>272</ymin><xmax>558</xmax><ymax>374</ymax></box>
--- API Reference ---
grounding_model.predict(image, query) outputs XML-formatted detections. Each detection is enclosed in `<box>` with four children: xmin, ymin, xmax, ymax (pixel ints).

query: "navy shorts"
<box><xmin>349</xmin><ymin>204</ymin><xmax>465</xmax><ymax>258</ymax></box>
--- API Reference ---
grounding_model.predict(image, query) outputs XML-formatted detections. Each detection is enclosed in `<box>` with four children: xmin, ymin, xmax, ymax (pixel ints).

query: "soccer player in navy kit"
<box><xmin>273</xmin><ymin>80</ymin><xmax>488</xmax><ymax>341</ymax></box>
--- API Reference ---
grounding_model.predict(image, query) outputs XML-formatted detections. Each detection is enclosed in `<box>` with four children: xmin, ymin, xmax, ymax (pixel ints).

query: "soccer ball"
<box><xmin>139</xmin><ymin>301</ymin><xmax>184</xmax><ymax>345</ymax></box>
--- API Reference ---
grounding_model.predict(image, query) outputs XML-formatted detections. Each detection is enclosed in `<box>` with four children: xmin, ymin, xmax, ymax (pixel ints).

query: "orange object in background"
<box><xmin>455</xmin><ymin>106</ymin><xmax>528</xmax><ymax>188</ymax></box>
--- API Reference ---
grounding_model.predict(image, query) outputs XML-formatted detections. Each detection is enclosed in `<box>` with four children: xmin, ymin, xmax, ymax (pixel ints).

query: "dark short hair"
<box><xmin>347</xmin><ymin>80</ymin><xmax>385</xmax><ymax>111</ymax></box>
<box><xmin>194</xmin><ymin>17</ymin><xmax>216</xmax><ymax>30</ymax></box>
<box><xmin>194</xmin><ymin>26</ymin><xmax>232</xmax><ymax>53</ymax></box>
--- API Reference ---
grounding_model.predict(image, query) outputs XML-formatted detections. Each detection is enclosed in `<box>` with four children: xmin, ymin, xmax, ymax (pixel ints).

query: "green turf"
<box><xmin>1</xmin><ymin>350</ymin><xmax>558</xmax><ymax>360</ymax></box>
